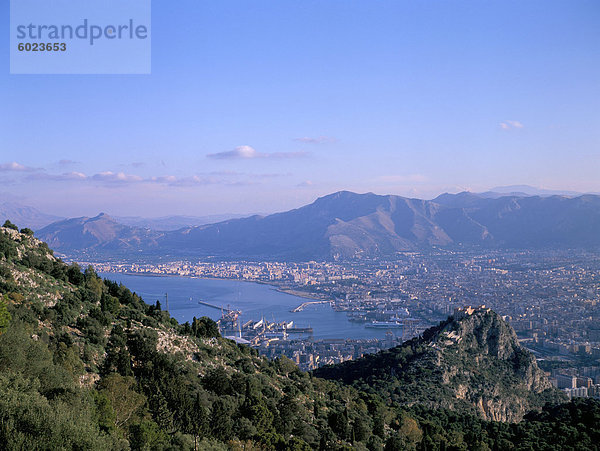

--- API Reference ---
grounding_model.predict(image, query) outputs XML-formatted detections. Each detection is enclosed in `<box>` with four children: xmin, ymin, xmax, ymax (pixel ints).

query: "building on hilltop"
<box><xmin>453</xmin><ymin>305</ymin><xmax>490</xmax><ymax>320</ymax></box>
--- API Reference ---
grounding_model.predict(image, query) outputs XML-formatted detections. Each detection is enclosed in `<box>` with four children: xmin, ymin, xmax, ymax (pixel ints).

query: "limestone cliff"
<box><xmin>314</xmin><ymin>306</ymin><xmax>564</xmax><ymax>422</ymax></box>
<box><xmin>428</xmin><ymin>306</ymin><xmax>554</xmax><ymax>421</ymax></box>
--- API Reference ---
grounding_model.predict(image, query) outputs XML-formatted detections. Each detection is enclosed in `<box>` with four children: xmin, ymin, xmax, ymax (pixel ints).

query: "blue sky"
<box><xmin>1</xmin><ymin>0</ymin><xmax>599</xmax><ymax>217</ymax></box>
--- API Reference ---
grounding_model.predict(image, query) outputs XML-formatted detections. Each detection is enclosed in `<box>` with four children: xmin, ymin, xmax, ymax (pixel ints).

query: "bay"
<box><xmin>99</xmin><ymin>273</ymin><xmax>395</xmax><ymax>340</ymax></box>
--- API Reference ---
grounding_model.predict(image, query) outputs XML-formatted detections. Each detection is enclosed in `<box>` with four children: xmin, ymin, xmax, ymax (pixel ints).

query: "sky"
<box><xmin>1</xmin><ymin>0</ymin><xmax>599</xmax><ymax>217</ymax></box>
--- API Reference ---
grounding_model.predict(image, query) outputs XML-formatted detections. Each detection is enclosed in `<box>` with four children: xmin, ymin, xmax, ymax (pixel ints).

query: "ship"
<box><xmin>365</xmin><ymin>321</ymin><xmax>404</xmax><ymax>329</ymax></box>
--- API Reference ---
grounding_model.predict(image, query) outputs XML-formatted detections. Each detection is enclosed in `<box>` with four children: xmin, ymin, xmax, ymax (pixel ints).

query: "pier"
<box><xmin>286</xmin><ymin>327</ymin><xmax>314</xmax><ymax>333</ymax></box>
<box><xmin>198</xmin><ymin>300</ymin><xmax>236</xmax><ymax>313</ymax></box>
<box><xmin>291</xmin><ymin>300</ymin><xmax>330</xmax><ymax>313</ymax></box>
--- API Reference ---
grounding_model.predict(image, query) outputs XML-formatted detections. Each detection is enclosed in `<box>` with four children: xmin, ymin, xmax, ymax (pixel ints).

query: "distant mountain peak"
<box><xmin>91</xmin><ymin>212</ymin><xmax>116</xmax><ymax>221</ymax></box>
<box><xmin>315</xmin><ymin>190</ymin><xmax>372</xmax><ymax>202</ymax></box>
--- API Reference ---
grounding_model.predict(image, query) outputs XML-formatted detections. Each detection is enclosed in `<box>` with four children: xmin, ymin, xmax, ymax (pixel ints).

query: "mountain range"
<box><xmin>35</xmin><ymin>190</ymin><xmax>600</xmax><ymax>260</ymax></box>
<box><xmin>0</xmin><ymin>201</ymin><xmax>248</xmax><ymax>233</ymax></box>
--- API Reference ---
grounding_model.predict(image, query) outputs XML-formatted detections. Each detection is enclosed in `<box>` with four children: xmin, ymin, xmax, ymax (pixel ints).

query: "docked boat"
<box><xmin>365</xmin><ymin>321</ymin><xmax>403</xmax><ymax>329</ymax></box>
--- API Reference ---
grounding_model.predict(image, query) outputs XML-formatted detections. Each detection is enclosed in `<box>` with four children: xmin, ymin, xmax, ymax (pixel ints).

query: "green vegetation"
<box><xmin>1</xmin><ymin>224</ymin><xmax>599</xmax><ymax>450</ymax></box>
<box><xmin>2</xmin><ymin>220</ymin><xmax>18</xmax><ymax>231</ymax></box>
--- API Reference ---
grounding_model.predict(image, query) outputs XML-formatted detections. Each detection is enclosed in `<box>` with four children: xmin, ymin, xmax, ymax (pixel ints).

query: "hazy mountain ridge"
<box><xmin>0</xmin><ymin>201</ymin><xmax>249</xmax><ymax>233</ymax></box>
<box><xmin>488</xmin><ymin>185</ymin><xmax>599</xmax><ymax>197</ymax></box>
<box><xmin>114</xmin><ymin>214</ymin><xmax>250</xmax><ymax>231</ymax></box>
<box><xmin>35</xmin><ymin>190</ymin><xmax>600</xmax><ymax>259</ymax></box>
<box><xmin>0</xmin><ymin>202</ymin><xmax>63</xmax><ymax>230</ymax></box>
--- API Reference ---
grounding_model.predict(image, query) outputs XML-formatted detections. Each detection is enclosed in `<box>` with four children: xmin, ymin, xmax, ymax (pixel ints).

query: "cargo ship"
<box><xmin>365</xmin><ymin>321</ymin><xmax>404</xmax><ymax>329</ymax></box>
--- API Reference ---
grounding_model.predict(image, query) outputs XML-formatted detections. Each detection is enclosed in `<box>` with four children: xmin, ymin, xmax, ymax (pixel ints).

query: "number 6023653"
<box><xmin>18</xmin><ymin>42</ymin><xmax>67</xmax><ymax>51</ymax></box>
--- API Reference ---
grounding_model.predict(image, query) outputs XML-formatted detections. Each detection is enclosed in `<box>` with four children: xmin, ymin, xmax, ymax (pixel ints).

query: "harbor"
<box><xmin>98</xmin><ymin>272</ymin><xmax>426</xmax><ymax>343</ymax></box>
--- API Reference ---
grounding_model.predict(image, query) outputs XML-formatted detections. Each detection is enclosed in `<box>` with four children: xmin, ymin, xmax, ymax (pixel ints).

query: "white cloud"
<box><xmin>297</xmin><ymin>180</ymin><xmax>314</xmax><ymax>187</ymax></box>
<box><xmin>66</xmin><ymin>172</ymin><xmax>87</xmax><ymax>179</ymax></box>
<box><xmin>91</xmin><ymin>172</ymin><xmax>144</xmax><ymax>183</ymax></box>
<box><xmin>208</xmin><ymin>145</ymin><xmax>258</xmax><ymax>159</ymax></box>
<box><xmin>19</xmin><ymin>167</ymin><xmax>279</xmax><ymax>189</ymax></box>
<box><xmin>207</xmin><ymin>145</ymin><xmax>308</xmax><ymax>160</ymax></box>
<box><xmin>500</xmin><ymin>120</ymin><xmax>524</xmax><ymax>130</ymax></box>
<box><xmin>149</xmin><ymin>175</ymin><xmax>178</xmax><ymax>184</ymax></box>
<box><xmin>0</xmin><ymin>162</ymin><xmax>38</xmax><ymax>172</ymax></box>
<box><xmin>25</xmin><ymin>171</ymin><xmax>87</xmax><ymax>182</ymax></box>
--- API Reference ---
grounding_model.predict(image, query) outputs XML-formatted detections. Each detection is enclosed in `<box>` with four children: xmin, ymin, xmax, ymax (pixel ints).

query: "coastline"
<box><xmin>274</xmin><ymin>287</ymin><xmax>323</xmax><ymax>301</ymax></box>
<box><xmin>100</xmin><ymin>271</ymin><xmax>324</xmax><ymax>302</ymax></box>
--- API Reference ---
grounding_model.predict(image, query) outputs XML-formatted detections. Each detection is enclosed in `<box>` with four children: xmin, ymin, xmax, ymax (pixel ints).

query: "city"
<box><xmin>86</xmin><ymin>247</ymin><xmax>600</xmax><ymax>399</ymax></box>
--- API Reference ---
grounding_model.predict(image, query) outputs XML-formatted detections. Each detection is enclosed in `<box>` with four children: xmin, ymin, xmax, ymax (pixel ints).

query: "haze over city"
<box><xmin>1</xmin><ymin>1</ymin><xmax>599</xmax><ymax>218</ymax></box>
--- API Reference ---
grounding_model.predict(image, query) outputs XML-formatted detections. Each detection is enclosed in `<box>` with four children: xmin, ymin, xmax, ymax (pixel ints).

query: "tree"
<box><xmin>277</xmin><ymin>394</ymin><xmax>300</xmax><ymax>437</ymax></box>
<box><xmin>102</xmin><ymin>326</ymin><xmax>133</xmax><ymax>377</ymax></box>
<box><xmin>2</xmin><ymin>220</ymin><xmax>18</xmax><ymax>231</ymax></box>
<box><xmin>275</xmin><ymin>355</ymin><xmax>298</xmax><ymax>376</ymax></box>
<box><xmin>97</xmin><ymin>373</ymin><xmax>146</xmax><ymax>430</ymax></box>
<box><xmin>20</xmin><ymin>228</ymin><xmax>34</xmax><ymax>236</ymax></box>
<box><xmin>202</xmin><ymin>367</ymin><xmax>231</xmax><ymax>395</ymax></box>
<box><xmin>53</xmin><ymin>342</ymin><xmax>84</xmax><ymax>377</ymax></box>
<box><xmin>248</xmin><ymin>400</ymin><xmax>274</xmax><ymax>435</ymax></box>
<box><xmin>352</xmin><ymin>415</ymin><xmax>371</xmax><ymax>442</ymax></box>
<box><xmin>328</xmin><ymin>409</ymin><xmax>350</xmax><ymax>440</ymax></box>
<box><xmin>210</xmin><ymin>398</ymin><xmax>233</xmax><ymax>441</ymax></box>
<box><xmin>0</xmin><ymin>296</ymin><xmax>11</xmax><ymax>335</ymax></box>
<box><xmin>149</xmin><ymin>388</ymin><xmax>174</xmax><ymax>433</ymax></box>
<box><xmin>101</xmin><ymin>293</ymin><xmax>120</xmax><ymax>315</ymax></box>
<box><xmin>397</xmin><ymin>415</ymin><xmax>422</xmax><ymax>449</ymax></box>
<box><xmin>92</xmin><ymin>391</ymin><xmax>117</xmax><ymax>433</ymax></box>
<box><xmin>189</xmin><ymin>393</ymin><xmax>209</xmax><ymax>450</ymax></box>
<box><xmin>85</xmin><ymin>266</ymin><xmax>104</xmax><ymax>300</ymax></box>
<box><xmin>67</xmin><ymin>263</ymin><xmax>85</xmax><ymax>285</ymax></box>
<box><xmin>129</xmin><ymin>419</ymin><xmax>169</xmax><ymax>450</ymax></box>
<box><xmin>192</xmin><ymin>316</ymin><xmax>220</xmax><ymax>338</ymax></box>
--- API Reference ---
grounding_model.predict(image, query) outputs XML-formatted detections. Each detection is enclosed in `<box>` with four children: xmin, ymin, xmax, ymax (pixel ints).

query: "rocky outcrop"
<box><xmin>426</xmin><ymin>306</ymin><xmax>554</xmax><ymax>421</ymax></box>
<box><xmin>315</xmin><ymin>306</ymin><xmax>564</xmax><ymax>422</ymax></box>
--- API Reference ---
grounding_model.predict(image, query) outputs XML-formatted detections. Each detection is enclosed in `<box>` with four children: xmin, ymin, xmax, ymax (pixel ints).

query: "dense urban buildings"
<box><xmin>86</xmin><ymin>248</ymin><xmax>600</xmax><ymax>399</ymax></box>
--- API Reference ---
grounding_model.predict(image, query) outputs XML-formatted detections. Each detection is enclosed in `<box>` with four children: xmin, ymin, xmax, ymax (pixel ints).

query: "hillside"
<box><xmin>37</xmin><ymin>191</ymin><xmax>600</xmax><ymax>260</ymax></box>
<box><xmin>1</xmin><ymin>222</ymin><xmax>384</xmax><ymax>449</ymax></box>
<box><xmin>1</xmin><ymin>223</ymin><xmax>599</xmax><ymax>450</ymax></box>
<box><xmin>314</xmin><ymin>306</ymin><xmax>562</xmax><ymax>422</ymax></box>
